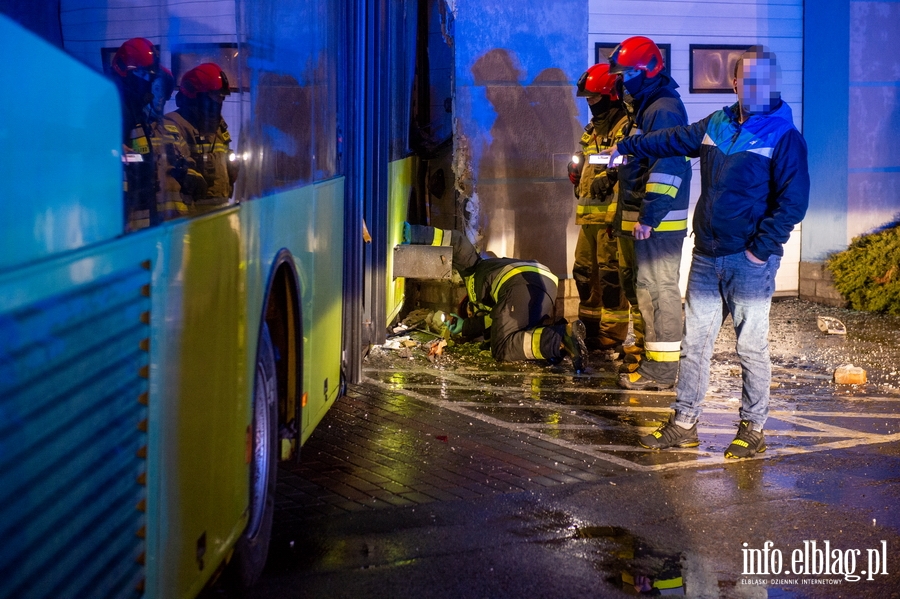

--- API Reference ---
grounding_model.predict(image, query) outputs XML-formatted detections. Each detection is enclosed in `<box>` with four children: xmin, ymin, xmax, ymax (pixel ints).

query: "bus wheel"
<box><xmin>230</xmin><ymin>322</ymin><xmax>277</xmax><ymax>587</ymax></box>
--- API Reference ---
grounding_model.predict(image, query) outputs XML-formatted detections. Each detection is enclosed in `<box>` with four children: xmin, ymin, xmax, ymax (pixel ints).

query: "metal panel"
<box><xmin>392</xmin><ymin>245</ymin><xmax>453</xmax><ymax>280</ymax></box>
<box><xmin>0</xmin><ymin>264</ymin><xmax>151</xmax><ymax>599</ymax></box>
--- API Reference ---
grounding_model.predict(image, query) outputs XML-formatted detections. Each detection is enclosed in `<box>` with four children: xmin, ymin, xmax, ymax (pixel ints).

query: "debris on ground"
<box><xmin>817</xmin><ymin>315</ymin><xmax>847</xmax><ymax>335</ymax></box>
<box><xmin>834</xmin><ymin>364</ymin><xmax>867</xmax><ymax>384</ymax></box>
<box><xmin>427</xmin><ymin>338</ymin><xmax>448</xmax><ymax>362</ymax></box>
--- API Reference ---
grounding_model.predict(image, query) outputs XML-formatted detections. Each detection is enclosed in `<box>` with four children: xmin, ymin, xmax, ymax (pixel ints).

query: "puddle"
<box><xmin>510</xmin><ymin>508</ymin><xmax>686</xmax><ymax>595</ymax></box>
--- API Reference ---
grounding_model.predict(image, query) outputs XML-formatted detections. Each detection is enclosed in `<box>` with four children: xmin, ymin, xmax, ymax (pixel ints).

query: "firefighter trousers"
<box><xmin>619</xmin><ymin>235</ymin><xmax>683</xmax><ymax>382</ymax></box>
<box><xmin>490</xmin><ymin>281</ymin><xmax>567</xmax><ymax>362</ymax></box>
<box><xmin>573</xmin><ymin>224</ymin><xmax>629</xmax><ymax>347</ymax></box>
<box><xmin>615</xmin><ymin>236</ymin><xmax>646</xmax><ymax>351</ymax></box>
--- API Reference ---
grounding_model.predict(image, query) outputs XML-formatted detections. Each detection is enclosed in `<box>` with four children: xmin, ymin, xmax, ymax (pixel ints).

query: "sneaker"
<box><xmin>639</xmin><ymin>414</ymin><xmax>699</xmax><ymax>449</ymax></box>
<box><xmin>562</xmin><ymin>319</ymin><xmax>588</xmax><ymax>374</ymax></box>
<box><xmin>618</xmin><ymin>372</ymin><xmax>675</xmax><ymax>390</ymax></box>
<box><xmin>724</xmin><ymin>420</ymin><xmax>766</xmax><ymax>459</ymax></box>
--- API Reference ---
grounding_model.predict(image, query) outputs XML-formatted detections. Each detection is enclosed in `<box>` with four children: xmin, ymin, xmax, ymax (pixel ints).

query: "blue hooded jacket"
<box><xmin>617</xmin><ymin>100</ymin><xmax>810</xmax><ymax>261</ymax></box>
<box><xmin>614</xmin><ymin>74</ymin><xmax>692</xmax><ymax>237</ymax></box>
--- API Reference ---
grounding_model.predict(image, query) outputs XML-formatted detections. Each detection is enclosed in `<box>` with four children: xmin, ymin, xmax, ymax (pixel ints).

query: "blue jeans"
<box><xmin>673</xmin><ymin>251</ymin><xmax>780</xmax><ymax>430</ymax></box>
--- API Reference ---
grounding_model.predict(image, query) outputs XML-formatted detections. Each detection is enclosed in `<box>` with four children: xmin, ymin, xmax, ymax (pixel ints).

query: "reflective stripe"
<box><xmin>531</xmin><ymin>327</ymin><xmax>546</xmax><ymax>359</ymax></box>
<box><xmin>523</xmin><ymin>327</ymin><xmax>545</xmax><ymax>360</ymax></box>
<box><xmin>490</xmin><ymin>262</ymin><xmax>557</xmax><ymax>302</ymax></box>
<box><xmin>622</xmin><ymin>209</ymin><xmax>688</xmax><ymax>232</ymax></box>
<box><xmin>465</xmin><ymin>274</ymin><xmax>478</xmax><ymax>304</ymax></box>
<box><xmin>578</xmin><ymin>306</ymin><xmax>604</xmax><ymax>318</ymax></box>
<box><xmin>645</xmin><ymin>340</ymin><xmax>681</xmax><ymax>362</ymax></box>
<box><xmin>654</xmin><ymin>577</ymin><xmax>684</xmax><ymax>590</ymax></box>
<box><xmin>576</xmin><ymin>204</ymin><xmax>614</xmax><ymax>215</ymax></box>
<box><xmin>648</xmin><ymin>173</ymin><xmax>683</xmax><ymax>188</ymax></box>
<box><xmin>645</xmin><ymin>182</ymin><xmax>678</xmax><ymax>198</ymax></box>
<box><xmin>431</xmin><ymin>228</ymin><xmax>452</xmax><ymax>247</ymax></box>
<box><xmin>646</xmin><ymin>172</ymin><xmax>683</xmax><ymax>199</ymax></box>
<box><xmin>652</xmin><ymin>220</ymin><xmax>687</xmax><ymax>232</ymax></box>
<box><xmin>602</xmin><ymin>310</ymin><xmax>631</xmax><ymax>324</ymax></box>
<box><xmin>464</xmin><ymin>275</ymin><xmax>492</xmax><ymax>314</ymax></box>
<box><xmin>645</xmin><ymin>341</ymin><xmax>681</xmax><ymax>352</ymax></box>
<box><xmin>159</xmin><ymin>201</ymin><xmax>189</xmax><ymax>214</ymax></box>
<box><xmin>646</xmin><ymin>349</ymin><xmax>681</xmax><ymax>362</ymax></box>
<box><xmin>663</xmin><ymin>209</ymin><xmax>689</xmax><ymax>221</ymax></box>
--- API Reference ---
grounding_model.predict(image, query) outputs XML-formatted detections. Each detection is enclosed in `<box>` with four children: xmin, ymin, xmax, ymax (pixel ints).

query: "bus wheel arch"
<box><xmin>230</xmin><ymin>251</ymin><xmax>303</xmax><ymax>587</ymax></box>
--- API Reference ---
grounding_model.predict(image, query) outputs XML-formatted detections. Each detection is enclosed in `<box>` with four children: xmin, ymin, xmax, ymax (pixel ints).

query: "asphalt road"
<box><xmin>211</xmin><ymin>298</ymin><xmax>900</xmax><ymax>599</ymax></box>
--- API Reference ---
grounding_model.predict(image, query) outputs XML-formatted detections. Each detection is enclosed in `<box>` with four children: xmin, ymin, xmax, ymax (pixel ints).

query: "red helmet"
<box><xmin>179</xmin><ymin>63</ymin><xmax>230</xmax><ymax>99</ymax></box>
<box><xmin>112</xmin><ymin>38</ymin><xmax>159</xmax><ymax>78</ymax></box>
<box><xmin>576</xmin><ymin>63</ymin><xmax>619</xmax><ymax>100</ymax></box>
<box><xmin>608</xmin><ymin>36</ymin><xmax>664</xmax><ymax>78</ymax></box>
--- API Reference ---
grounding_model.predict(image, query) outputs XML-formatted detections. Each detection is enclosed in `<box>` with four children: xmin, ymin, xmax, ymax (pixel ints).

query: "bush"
<box><xmin>826</xmin><ymin>223</ymin><xmax>900</xmax><ymax>315</ymax></box>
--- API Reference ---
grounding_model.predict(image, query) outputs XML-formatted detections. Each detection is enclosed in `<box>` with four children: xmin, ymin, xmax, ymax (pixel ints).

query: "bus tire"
<box><xmin>230</xmin><ymin>322</ymin><xmax>277</xmax><ymax>587</ymax></box>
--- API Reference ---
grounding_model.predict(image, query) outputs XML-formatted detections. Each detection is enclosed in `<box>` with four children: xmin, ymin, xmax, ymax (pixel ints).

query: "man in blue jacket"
<box><xmin>606</xmin><ymin>46</ymin><xmax>810</xmax><ymax>458</ymax></box>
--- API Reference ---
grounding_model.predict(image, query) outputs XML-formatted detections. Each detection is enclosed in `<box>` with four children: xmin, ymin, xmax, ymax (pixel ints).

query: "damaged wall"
<box><xmin>452</xmin><ymin>0</ymin><xmax>586</xmax><ymax>277</ymax></box>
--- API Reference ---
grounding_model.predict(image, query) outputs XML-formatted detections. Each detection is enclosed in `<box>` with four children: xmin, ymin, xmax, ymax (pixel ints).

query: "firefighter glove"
<box><xmin>590</xmin><ymin>172</ymin><xmax>613</xmax><ymax>200</ymax></box>
<box><xmin>447</xmin><ymin>313</ymin><xmax>464</xmax><ymax>335</ymax></box>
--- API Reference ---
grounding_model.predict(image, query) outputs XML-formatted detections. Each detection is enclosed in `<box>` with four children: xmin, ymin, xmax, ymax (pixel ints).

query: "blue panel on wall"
<box><xmin>802</xmin><ymin>0</ymin><xmax>850</xmax><ymax>260</ymax></box>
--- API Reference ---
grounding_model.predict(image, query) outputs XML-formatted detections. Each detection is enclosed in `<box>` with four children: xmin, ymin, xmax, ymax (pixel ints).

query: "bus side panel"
<box><xmin>303</xmin><ymin>179</ymin><xmax>346</xmax><ymax>440</ymax></box>
<box><xmin>0</xmin><ymin>235</ymin><xmax>154</xmax><ymax>599</ymax></box>
<box><xmin>152</xmin><ymin>212</ymin><xmax>250</xmax><ymax>599</ymax></box>
<box><xmin>385</xmin><ymin>157</ymin><xmax>417</xmax><ymax>325</ymax></box>
<box><xmin>240</xmin><ymin>180</ymin><xmax>344</xmax><ymax>446</ymax></box>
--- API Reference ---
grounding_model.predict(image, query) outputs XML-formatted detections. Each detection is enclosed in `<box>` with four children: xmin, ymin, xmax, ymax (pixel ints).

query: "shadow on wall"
<box><xmin>471</xmin><ymin>48</ymin><xmax>580</xmax><ymax>275</ymax></box>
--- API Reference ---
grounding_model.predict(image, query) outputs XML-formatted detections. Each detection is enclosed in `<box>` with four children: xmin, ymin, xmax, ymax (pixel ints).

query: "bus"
<box><xmin>0</xmin><ymin>1</ymin><xmax>451</xmax><ymax>597</ymax></box>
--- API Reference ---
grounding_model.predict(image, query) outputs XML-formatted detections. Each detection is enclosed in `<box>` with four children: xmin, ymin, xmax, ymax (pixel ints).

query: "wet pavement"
<box><xmin>223</xmin><ymin>298</ymin><xmax>900</xmax><ymax>598</ymax></box>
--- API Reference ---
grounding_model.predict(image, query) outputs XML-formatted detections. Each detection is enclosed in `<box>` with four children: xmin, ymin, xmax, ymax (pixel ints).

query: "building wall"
<box><xmin>801</xmin><ymin>0</ymin><xmax>900</xmax><ymax>306</ymax></box>
<box><xmin>452</xmin><ymin>1</ymin><xmax>587</xmax><ymax>277</ymax></box>
<box><xmin>588</xmin><ymin>0</ymin><xmax>804</xmax><ymax>294</ymax></box>
<box><xmin>847</xmin><ymin>1</ymin><xmax>900</xmax><ymax>241</ymax></box>
<box><xmin>451</xmin><ymin>0</ymin><xmax>809</xmax><ymax>294</ymax></box>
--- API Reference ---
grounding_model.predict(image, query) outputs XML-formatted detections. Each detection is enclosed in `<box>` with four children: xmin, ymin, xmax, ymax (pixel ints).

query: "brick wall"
<box><xmin>799</xmin><ymin>261</ymin><xmax>847</xmax><ymax>307</ymax></box>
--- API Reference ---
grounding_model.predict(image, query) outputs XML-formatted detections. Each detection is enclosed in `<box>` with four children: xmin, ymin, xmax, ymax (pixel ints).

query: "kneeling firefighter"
<box><xmin>405</xmin><ymin>224</ymin><xmax>588</xmax><ymax>373</ymax></box>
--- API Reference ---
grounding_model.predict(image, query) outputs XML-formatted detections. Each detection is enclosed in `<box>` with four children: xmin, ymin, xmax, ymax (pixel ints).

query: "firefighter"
<box><xmin>110</xmin><ymin>37</ymin><xmax>161</xmax><ymax>231</ymax></box>
<box><xmin>607</xmin><ymin>36</ymin><xmax>692</xmax><ymax>391</ymax></box>
<box><xmin>404</xmin><ymin>224</ymin><xmax>588</xmax><ymax>373</ymax></box>
<box><xmin>159</xmin><ymin>63</ymin><xmax>237</xmax><ymax>212</ymax></box>
<box><xmin>568</xmin><ymin>63</ymin><xmax>637</xmax><ymax>358</ymax></box>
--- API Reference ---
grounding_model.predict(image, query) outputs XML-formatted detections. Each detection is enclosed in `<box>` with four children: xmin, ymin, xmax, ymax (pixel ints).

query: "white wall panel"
<box><xmin>587</xmin><ymin>0</ymin><xmax>804</xmax><ymax>293</ymax></box>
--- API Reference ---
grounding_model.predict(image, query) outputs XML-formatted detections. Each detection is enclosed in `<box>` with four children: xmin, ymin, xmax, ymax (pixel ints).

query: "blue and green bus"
<box><xmin>0</xmin><ymin>1</ymin><xmax>448</xmax><ymax>597</ymax></box>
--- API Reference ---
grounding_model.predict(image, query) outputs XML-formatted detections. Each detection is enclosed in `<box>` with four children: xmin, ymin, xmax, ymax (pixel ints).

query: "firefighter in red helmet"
<box><xmin>606</xmin><ymin>36</ymin><xmax>692</xmax><ymax>391</ymax></box>
<box><xmin>567</xmin><ymin>63</ymin><xmax>639</xmax><ymax>359</ymax></box>
<box><xmin>158</xmin><ymin>63</ymin><xmax>237</xmax><ymax>212</ymax></box>
<box><xmin>110</xmin><ymin>37</ymin><xmax>162</xmax><ymax>231</ymax></box>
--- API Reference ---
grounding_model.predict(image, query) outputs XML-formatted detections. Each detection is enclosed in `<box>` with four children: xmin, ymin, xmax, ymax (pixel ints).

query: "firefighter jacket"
<box><xmin>614</xmin><ymin>75</ymin><xmax>691</xmax><ymax>237</ymax></box>
<box><xmin>575</xmin><ymin>106</ymin><xmax>629</xmax><ymax>226</ymax></box>
<box><xmin>616</xmin><ymin>100</ymin><xmax>810</xmax><ymax>261</ymax></box>
<box><xmin>122</xmin><ymin>118</ymin><xmax>158</xmax><ymax>230</ymax></box>
<box><xmin>161</xmin><ymin>111</ymin><xmax>237</xmax><ymax>205</ymax></box>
